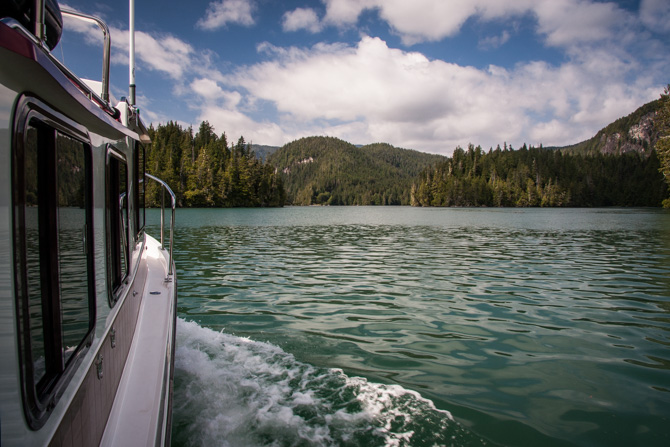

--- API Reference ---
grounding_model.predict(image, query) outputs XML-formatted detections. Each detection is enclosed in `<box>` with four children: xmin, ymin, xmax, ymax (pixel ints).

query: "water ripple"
<box><xmin>163</xmin><ymin>207</ymin><xmax>670</xmax><ymax>447</ymax></box>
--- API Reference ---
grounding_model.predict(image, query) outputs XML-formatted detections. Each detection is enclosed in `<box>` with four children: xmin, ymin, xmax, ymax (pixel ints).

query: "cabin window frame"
<box><xmin>106</xmin><ymin>146</ymin><xmax>130</xmax><ymax>305</ymax></box>
<box><xmin>11</xmin><ymin>96</ymin><xmax>96</xmax><ymax>430</ymax></box>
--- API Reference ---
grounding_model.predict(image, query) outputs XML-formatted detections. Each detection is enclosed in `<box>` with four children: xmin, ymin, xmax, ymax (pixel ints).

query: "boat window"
<box><xmin>107</xmin><ymin>148</ymin><xmax>129</xmax><ymax>302</ymax></box>
<box><xmin>12</xmin><ymin>100</ymin><xmax>95</xmax><ymax>430</ymax></box>
<box><xmin>135</xmin><ymin>141</ymin><xmax>145</xmax><ymax>237</ymax></box>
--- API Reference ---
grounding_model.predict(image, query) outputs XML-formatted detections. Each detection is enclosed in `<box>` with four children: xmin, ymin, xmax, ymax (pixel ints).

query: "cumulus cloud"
<box><xmin>60</xmin><ymin>1</ymin><xmax>669</xmax><ymax>154</ymax></box>
<box><xmin>191</xmin><ymin>78</ymin><xmax>243</xmax><ymax>110</ymax></box>
<box><xmin>105</xmin><ymin>28</ymin><xmax>194</xmax><ymax>80</ymax></box>
<box><xmin>320</xmin><ymin>0</ymin><xmax>630</xmax><ymax>47</ymax></box>
<box><xmin>531</xmin><ymin>0</ymin><xmax>627</xmax><ymax>47</ymax></box>
<box><xmin>62</xmin><ymin>6</ymin><xmax>195</xmax><ymax>80</ymax></box>
<box><xmin>197</xmin><ymin>0</ymin><xmax>256</xmax><ymax>30</ymax></box>
<box><xmin>282</xmin><ymin>8</ymin><xmax>323</xmax><ymax>33</ymax></box>
<box><xmin>221</xmin><ymin>35</ymin><xmax>659</xmax><ymax>152</ymax></box>
<box><xmin>188</xmin><ymin>78</ymin><xmax>288</xmax><ymax>144</ymax></box>
<box><xmin>478</xmin><ymin>30</ymin><xmax>511</xmax><ymax>50</ymax></box>
<box><xmin>196</xmin><ymin>104</ymin><xmax>287</xmax><ymax>145</ymax></box>
<box><xmin>640</xmin><ymin>0</ymin><xmax>670</xmax><ymax>33</ymax></box>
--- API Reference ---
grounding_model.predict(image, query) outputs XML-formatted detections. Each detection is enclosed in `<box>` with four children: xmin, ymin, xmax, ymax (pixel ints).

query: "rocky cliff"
<box><xmin>561</xmin><ymin>99</ymin><xmax>662</xmax><ymax>157</ymax></box>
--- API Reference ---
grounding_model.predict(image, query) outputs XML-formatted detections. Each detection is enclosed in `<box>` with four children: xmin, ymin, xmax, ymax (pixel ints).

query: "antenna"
<box><xmin>129</xmin><ymin>0</ymin><xmax>136</xmax><ymax>105</ymax></box>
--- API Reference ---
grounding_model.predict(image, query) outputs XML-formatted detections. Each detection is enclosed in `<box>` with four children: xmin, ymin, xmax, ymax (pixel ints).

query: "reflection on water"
<box><xmin>164</xmin><ymin>207</ymin><xmax>670</xmax><ymax>447</ymax></box>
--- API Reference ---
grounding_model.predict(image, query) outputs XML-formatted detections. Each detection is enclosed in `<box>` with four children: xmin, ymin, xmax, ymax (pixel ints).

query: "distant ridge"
<box><xmin>268</xmin><ymin>136</ymin><xmax>445</xmax><ymax>205</ymax></box>
<box><xmin>409</xmin><ymin>96</ymin><xmax>668</xmax><ymax>208</ymax></box>
<box><xmin>264</xmin><ymin>97</ymin><xmax>668</xmax><ymax>207</ymax></box>
<box><xmin>555</xmin><ymin>99</ymin><xmax>662</xmax><ymax>157</ymax></box>
<box><xmin>252</xmin><ymin>144</ymin><xmax>280</xmax><ymax>161</ymax></box>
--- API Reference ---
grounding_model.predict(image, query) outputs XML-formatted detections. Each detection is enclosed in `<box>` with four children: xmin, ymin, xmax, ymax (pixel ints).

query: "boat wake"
<box><xmin>172</xmin><ymin>318</ymin><xmax>485</xmax><ymax>447</ymax></box>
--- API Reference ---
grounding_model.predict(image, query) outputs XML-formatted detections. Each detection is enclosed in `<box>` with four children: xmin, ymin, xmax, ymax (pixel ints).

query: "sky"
<box><xmin>56</xmin><ymin>0</ymin><xmax>670</xmax><ymax>155</ymax></box>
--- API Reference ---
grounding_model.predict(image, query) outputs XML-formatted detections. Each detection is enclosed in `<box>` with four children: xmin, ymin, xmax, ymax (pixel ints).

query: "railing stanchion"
<box><xmin>145</xmin><ymin>173</ymin><xmax>176</xmax><ymax>280</ymax></box>
<box><xmin>169</xmin><ymin>200</ymin><xmax>175</xmax><ymax>276</ymax></box>
<box><xmin>160</xmin><ymin>186</ymin><xmax>165</xmax><ymax>248</ymax></box>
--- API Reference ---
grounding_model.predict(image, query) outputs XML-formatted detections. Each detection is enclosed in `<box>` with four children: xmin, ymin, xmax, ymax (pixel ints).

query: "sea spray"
<box><xmin>171</xmin><ymin>318</ymin><xmax>484</xmax><ymax>447</ymax></box>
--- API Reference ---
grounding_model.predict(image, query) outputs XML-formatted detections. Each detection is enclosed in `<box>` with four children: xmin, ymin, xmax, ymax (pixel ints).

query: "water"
<box><xmin>159</xmin><ymin>207</ymin><xmax>670</xmax><ymax>447</ymax></box>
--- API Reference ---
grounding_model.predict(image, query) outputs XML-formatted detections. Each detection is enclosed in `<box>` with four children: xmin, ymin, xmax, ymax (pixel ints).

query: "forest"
<box><xmin>144</xmin><ymin>121</ymin><xmax>285</xmax><ymax>208</ymax></box>
<box><xmin>412</xmin><ymin>87</ymin><xmax>670</xmax><ymax>208</ymax></box>
<box><xmin>411</xmin><ymin>143</ymin><xmax>668</xmax><ymax>207</ymax></box>
<box><xmin>268</xmin><ymin>137</ymin><xmax>445</xmax><ymax>206</ymax></box>
<box><xmin>143</xmin><ymin>88</ymin><xmax>670</xmax><ymax>208</ymax></box>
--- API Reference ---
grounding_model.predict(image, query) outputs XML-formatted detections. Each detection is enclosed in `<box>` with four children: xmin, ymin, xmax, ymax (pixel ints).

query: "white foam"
<box><xmin>173</xmin><ymin>318</ymin><xmax>466</xmax><ymax>446</ymax></box>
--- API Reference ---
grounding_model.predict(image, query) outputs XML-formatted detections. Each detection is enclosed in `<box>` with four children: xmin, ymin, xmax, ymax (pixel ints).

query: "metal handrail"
<box><xmin>0</xmin><ymin>16</ymin><xmax>117</xmax><ymax>117</ymax></box>
<box><xmin>60</xmin><ymin>8</ymin><xmax>111</xmax><ymax>103</ymax></box>
<box><xmin>145</xmin><ymin>174</ymin><xmax>176</xmax><ymax>279</ymax></box>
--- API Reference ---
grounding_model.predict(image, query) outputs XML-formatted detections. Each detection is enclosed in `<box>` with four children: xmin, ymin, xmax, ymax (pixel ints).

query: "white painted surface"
<box><xmin>100</xmin><ymin>235</ymin><xmax>175</xmax><ymax>447</ymax></box>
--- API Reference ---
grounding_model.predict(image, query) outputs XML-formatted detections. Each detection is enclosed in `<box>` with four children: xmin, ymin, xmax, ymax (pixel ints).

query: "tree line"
<box><xmin>411</xmin><ymin>143</ymin><xmax>668</xmax><ymax>207</ymax></box>
<box><xmin>144</xmin><ymin>85</ymin><xmax>670</xmax><ymax>209</ymax></box>
<box><xmin>144</xmin><ymin>121</ymin><xmax>285</xmax><ymax>207</ymax></box>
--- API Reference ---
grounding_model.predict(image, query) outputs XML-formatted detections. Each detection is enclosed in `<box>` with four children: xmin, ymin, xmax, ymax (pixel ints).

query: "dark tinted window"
<box><xmin>107</xmin><ymin>149</ymin><xmax>129</xmax><ymax>301</ymax></box>
<box><xmin>13</xmin><ymin>102</ymin><xmax>95</xmax><ymax>429</ymax></box>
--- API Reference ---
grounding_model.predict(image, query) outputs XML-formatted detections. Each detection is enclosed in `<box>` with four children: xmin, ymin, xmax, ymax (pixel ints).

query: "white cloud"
<box><xmin>322</xmin><ymin>0</ymin><xmax>377</xmax><ymax>26</ymax></box>
<box><xmin>191</xmin><ymin>78</ymin><xmax>243</xmax><ymax>109</ymax></box>
<box><xmin>192</xmin><ymin>78</ymin><xmax>225</xmax><ymax>98</ymax></box>
<box><xmin>197</xmin><ymin>0</ymin><xmax>256</xmax><ymax>30</ymax></box>
<box><xmin>196</xmin><ymin>104</ymin><xmax>286</xmax><ymax>145</ymax></box>
<box><xmin>640</xmin><ymin>0</ymin><xmax>670</xmax><ymax>33</ymax></box>
<box><xmin>107</xmin><ymin>28</ymin><xmax>194</xmax><ymax>80</ymax></box>
<box><xmin>60</xmin><ymin>1</ymin><xmax>669</xmax><ymax>154</ymax></box>
<box><xmin>531</xmin><ymin>0</ymin><xmax>627</xmax><ymax>47</ymax></box>
<box><xmin>220</xmin><ymin>35</ymin><xmax>660</xmax><ymax>153</ymax></box>
<box><xmin>62</xmin><ymin>6</ymin><xmax>196</xmax><ymax>80</ymax></box>
<box><xmin>282</xmin><ymin>8</ymin><xmax>323</xmax><ymax>33</ymax></box>
<box><xmin>321</xmin><ymin>0</ymin><xmax>632</xmax><ymax>48</ymax></box>
<box><xmin>478</xmin><ymin>30</ymin><xmax>511</xmax><ymax>50</ymax></box>
<box><xmin>188</xmin><ymin>78</ymin><xmax>288</xmax><ymax>145</ymax></box>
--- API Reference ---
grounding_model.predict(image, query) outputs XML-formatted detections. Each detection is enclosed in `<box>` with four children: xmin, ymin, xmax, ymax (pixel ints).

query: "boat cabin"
<box><xmin>0</xmin><ymin>1</ymin><xmax>177</xmax><ymax>445</ymax></box>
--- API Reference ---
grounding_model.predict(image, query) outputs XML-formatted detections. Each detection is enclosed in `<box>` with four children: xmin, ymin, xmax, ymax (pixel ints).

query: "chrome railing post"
<box><xmin>160</xmin><ymin>186</ymin><xmax>165</xmax><ymax>248</ymax></box>
<box><xmin>35</xmin><ymin>0</ymin><xmax>45</xmax><ymax>42</ymax></box>
<box><xmin>145</xmin><ymin>173</ymin><xmax>176</xmax><ymax>280</ymax></box>
<box><xmin>60</xmin><ymin>8</ymin><xmax>111</xmax><ymax>103</ymax></box>
<box><xmin>168</xmin><ymin>199</ymin><xmax>175</xmax><ymax>277</ymax></box>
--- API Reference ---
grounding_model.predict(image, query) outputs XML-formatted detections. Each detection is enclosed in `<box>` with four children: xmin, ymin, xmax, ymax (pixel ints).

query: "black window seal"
<box><xmin>11</xmin><ymin>95</ymin><xmax>95</xmax><ymax>430</ymax></box>
<box><xmin>134</xmin><ymin>140</ymin><xmax>146</xmax><ymax>240</ymax></box>
<box><xmin>106</xmin><ymin>145</ymin><xmax>129</xmax><ymax>305</ymax></box>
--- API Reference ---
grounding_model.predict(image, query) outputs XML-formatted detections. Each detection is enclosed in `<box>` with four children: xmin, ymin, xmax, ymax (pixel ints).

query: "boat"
<box><xmin>0</xmin><ymin>0</ymin><xmax>177</xmax><ymax>445</ymax></box>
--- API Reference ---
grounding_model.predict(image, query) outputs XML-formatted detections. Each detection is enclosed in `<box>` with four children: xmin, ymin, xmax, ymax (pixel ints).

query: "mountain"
<box><xmin>252</xmin><ymin>144</ymin><xmax>280</xmax><ymax>161</ymax></box>
<box><xmin>267</xmin><ymin>136</ymin><xmax>446</xmax><ymax>205</ymax></box>
<box><xmin>267</xmin><ymin>96</ymin><xmax>668</xmax><ymax>207</ymax></box>
<box><xmin>410</xmin><ymin>95</ymin><xmax>669</xmax><ymax>208</ymax></box>
<box><xmin>556</xmin><ymin>99</ymin><xmax>662</xmax><ymax>156</ymax></box>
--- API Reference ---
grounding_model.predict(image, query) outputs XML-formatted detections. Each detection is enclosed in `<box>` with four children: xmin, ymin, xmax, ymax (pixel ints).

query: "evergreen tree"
<box><xmin>145</xmin><ymin>122</ymin><xmax>285</xmax><ymax>208</ymax></box>
<box><xmin>411</xmin><ymin>145</ymin><xmax>668</xmax><ymax>207</ymax></box>
<box><xmin>655</xmin><ymin>85</ymin><xmax>670</xmax><ymax>207</ymax></box>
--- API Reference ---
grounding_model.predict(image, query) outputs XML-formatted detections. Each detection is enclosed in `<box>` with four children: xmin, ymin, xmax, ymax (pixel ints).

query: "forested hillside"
<box><xmin>559</xmin><ymin>99</ymin><xmax>662</xmax><ymax>157</ymax></box>
<box><xmin>655</xmin><ymin>86</ymin><xmax>670</xmax><ymax>207</ymax></box>
<box><xmin>252</xmin><ymin>144</ymin><xmax>280</xmax><ymax>161</ymax></box>
<box><xmin>268</xmin><ymin>137</ymin><xmax>446</xmax><ymax>205</ymax></box>
<box><xmin>411</xmin><ymin>144</ymin><xmax>668</xmax><ymax>207</ymax></box>
<box><xmin>413</xmin><ymin>91</ymin><xmax>670</xmax><ymax>208</ymax></box>
<box><xmin>144</xmin><ymin>92</ymin><xmax>670</xmax><ymax>208</ymax></box>
<box><xmin>145</xmin><ymin>121</ymin><xmax>285</xmax><ymax>207</ymax></box>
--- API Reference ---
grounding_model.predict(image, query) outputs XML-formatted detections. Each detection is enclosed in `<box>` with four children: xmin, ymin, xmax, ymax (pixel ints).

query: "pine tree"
<box><xmin>145</xmin><ymin>122</ymin><xmax>285</xmax><ymax>208</ymax></box>
<box><xmin>655</xmin><ymin>85</ymin><xmax>670</xmax><ymax>207</ymax></box>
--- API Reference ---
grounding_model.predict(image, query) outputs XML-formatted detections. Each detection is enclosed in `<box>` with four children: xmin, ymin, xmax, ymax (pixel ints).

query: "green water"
<box><xmin>164</xmin><ymin>207</ymin><xmax>670</xmax><ymax>447</ymax></box>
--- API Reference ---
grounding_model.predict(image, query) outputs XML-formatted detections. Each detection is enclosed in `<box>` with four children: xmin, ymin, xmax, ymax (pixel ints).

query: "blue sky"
<box><xmin>57</xmin><ymin>0</ymin><xmax>670</xmax><ymax>155</ymax></box>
